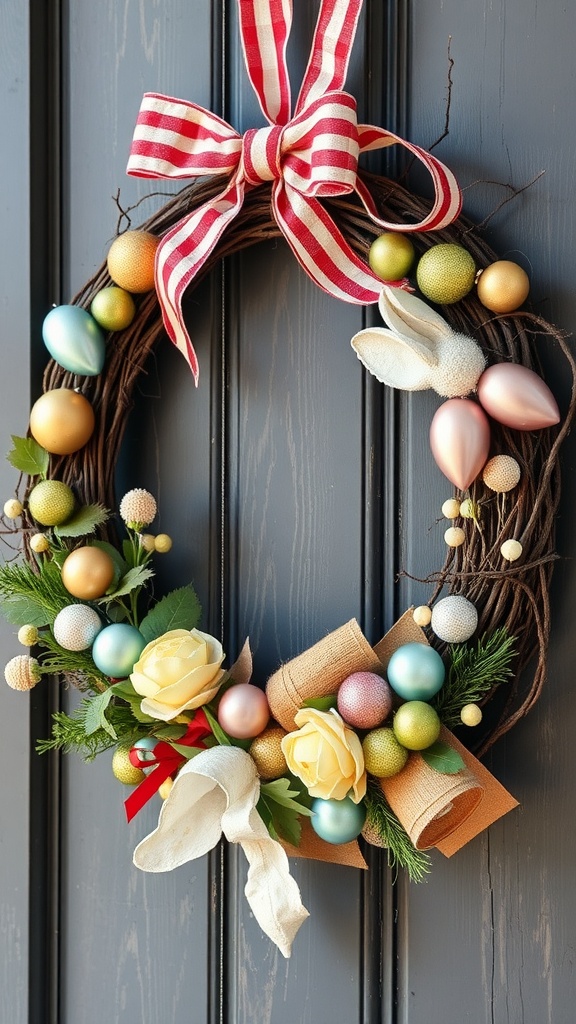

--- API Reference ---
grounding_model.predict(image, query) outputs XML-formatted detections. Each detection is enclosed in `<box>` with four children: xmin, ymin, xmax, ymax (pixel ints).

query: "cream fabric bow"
<box><xmin>133</xmin><ymin>745</ymin><xmax>309</xmax><ymax>957</ymax></box>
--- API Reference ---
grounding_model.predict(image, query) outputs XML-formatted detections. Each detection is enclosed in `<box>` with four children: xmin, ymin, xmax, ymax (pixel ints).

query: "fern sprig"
<box><xmin>364</xmin><ymin>781</ymin><xmax>431</xmax><ymax>883</ymax></box>
<box><xmin>433</xmin><ymin>627</ymin><xmax>517</xmax><ymax>728</ymax></box>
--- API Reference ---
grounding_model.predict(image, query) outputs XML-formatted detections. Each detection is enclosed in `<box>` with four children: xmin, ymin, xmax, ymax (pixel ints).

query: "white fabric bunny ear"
<box><xmin>351</xmin><ymin>286</ymin><xmax>485</xmax><ymax>397</ymax></box>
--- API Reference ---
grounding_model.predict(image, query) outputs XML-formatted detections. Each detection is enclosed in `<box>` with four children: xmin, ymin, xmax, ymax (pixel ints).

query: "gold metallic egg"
<box><xmin>476</xmin><ymin>260</ymin><xmax>530</xmax><ymax>313</ymax></box>
<box><xmin>61</xmin><ymin>545</ymin><xmax>115</xmax><ymax>600</ymax></box>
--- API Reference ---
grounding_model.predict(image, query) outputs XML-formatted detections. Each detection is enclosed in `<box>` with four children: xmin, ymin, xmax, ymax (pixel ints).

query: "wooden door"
<box><xmin>1</xmin><ymin>2</ymin><xmax>576</xmax><ymax>1022</ymax></box>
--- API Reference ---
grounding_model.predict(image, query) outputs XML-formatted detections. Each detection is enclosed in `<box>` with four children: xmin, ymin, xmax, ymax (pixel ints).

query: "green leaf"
<box><xmin>169</xmin><ymin>742</ymin><xmax>205</xmax><ymax>761</ymax></box>
<box><xmin>98</xmin><ymin>565</ymin><xmax>154</xmax><ymax>602</ymax></box>
<box><xmin>83</xmin><ymin>690</ymin><xmax>115</xmax><ymax>738</ymax></box>
<box><xmin>91</xmin><ymin>540</ymin><xmax>127</xmax><ymax>577</ymax></box>
<box><xmin>154</xmin><ymin>725</ymin><xmax>188</xmax><ymax>741</ymax></box>
<box><xmin>202</xmin><ymin>704</ymin><xmax>232</xmax><ymax>746</ymax></box>
<box><xmin>55</xmin><ymin>503</ymin><xmax>109</xmax><ymax>538</ymax></box>
<box><xmin>139</xmin><ymin>585</ymin><xmax>202</xmax><ymax>643</ymax></box>
<box><xmin>258</xmin><ymin>777</ymin><xmax>313</xmax><ymax>846</ymax></box>
<box><xmin>421</xmin><ymin>741</ymin><xmax>465</xmax><ymax>774</ymax></box>
<box><xmin>1</xmin><ymin>594</ymin><xmax>51</xmax><ymax>627</ymax></box>
<box><xmin>109</xmin><ymin>679</ymin><xmax>139</xmax><ymax>700</ymax></box>
<box><xmin>7</xmin><ymin>435</ymin><xmax>49</xmax><ymax>477</ymax></box>
<box><xmin>301</xmin><ymin>695</ymin><xmax>338</xmax><ymax>712</ymax></box>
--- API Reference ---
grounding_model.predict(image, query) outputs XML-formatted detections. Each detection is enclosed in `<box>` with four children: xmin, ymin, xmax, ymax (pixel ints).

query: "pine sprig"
<box><xmin>35</xmin><ymin>631</ymin><xmax>109</xmax><ymax>692</ymax></box>
<box><xmin>433</xmin><ymin>628</ymin><xmax>517</xmax><ymax>728</ymax></box>
<box><xmin>363</xmin><ymin>781</ymin><xmax>431</xmax><ymax>883</ymax></box>
<box><xmin>0</xmin><ymin>560</ymin><xmax>70</xmax><ymax>626</ymax></box>
<box><xmin>36</xmin><ymin>697</ymin><xmax>148</xmax><ymax>760</ymax></box>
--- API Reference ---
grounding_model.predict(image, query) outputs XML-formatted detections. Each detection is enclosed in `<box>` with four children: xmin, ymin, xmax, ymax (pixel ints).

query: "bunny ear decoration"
<box><xmin>351</xmin><ymin>287</ymin><xmax>486</xmax><ymax>397</ymax></box>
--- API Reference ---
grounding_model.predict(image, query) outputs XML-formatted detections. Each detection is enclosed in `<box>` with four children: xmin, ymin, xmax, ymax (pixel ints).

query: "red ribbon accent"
<box><xmin>127</xmin><ymin>0</ymin><xmax>462</xmax><ymax>384</ymax></box>
<box><xmin>124</xmin><ymin>708</ymin><xmax>212</xmax><ymax>823</ymax></box>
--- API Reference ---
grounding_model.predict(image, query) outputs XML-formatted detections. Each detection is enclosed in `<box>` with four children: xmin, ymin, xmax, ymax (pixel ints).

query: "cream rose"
<box><xmin>281</xmin><ymin>707</ymin><xmax>366</xmax><ymax>803</ymax></box>
<box><xmin>130</xmin><ymin>628</ymin><xmax>225</xmax><ymax>721</ymax></box>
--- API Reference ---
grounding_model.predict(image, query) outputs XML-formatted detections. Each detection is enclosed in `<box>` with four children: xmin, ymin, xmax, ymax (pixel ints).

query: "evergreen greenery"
<box><xmin>364</xmin><ymin>781</ymin><xmax>431</xmax><ymax>883</ymax></box>
<box><xmin>433</xmin><ymin>627</ymin><xmax>517</xmax><ymax>728</ymax></box>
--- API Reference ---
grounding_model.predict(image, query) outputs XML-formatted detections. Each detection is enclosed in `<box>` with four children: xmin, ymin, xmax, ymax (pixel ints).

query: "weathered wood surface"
<box><xmin>1</xmin><ymin>2</ymin><xmax>576</xmax><ymax>1022</ymax></box>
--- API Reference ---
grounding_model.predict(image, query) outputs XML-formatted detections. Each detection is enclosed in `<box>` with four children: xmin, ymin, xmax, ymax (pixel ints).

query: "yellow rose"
<box><xmin>281</xmin><ymin>707</ymin><xmax>366</xmax><ymax>803</ymax></box>
<box><xmin>130</xmin><ymin>628</ymin><xmax>225</xmax><ymax>721</ymax></box>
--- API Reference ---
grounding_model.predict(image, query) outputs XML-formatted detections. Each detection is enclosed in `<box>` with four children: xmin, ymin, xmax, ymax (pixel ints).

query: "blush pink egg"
<box><xmin>337</xmin><ymin>671</ymin><xmax>393</xmax><ymax>729</ymax></box>
<box><xmin>217</xmin><ymin>683</ymin><xmax>270</xmax><ymax>739</ymax></box>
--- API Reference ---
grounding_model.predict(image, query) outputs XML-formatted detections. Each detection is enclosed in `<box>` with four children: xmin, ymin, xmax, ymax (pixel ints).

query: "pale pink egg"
<box><xmin>337</xmin><ymin>672</ymin><xmax>393</xmax><ymax>729</ymax></box>
<box><xmin>218</xmin><ymin>683</ymin><xmax>270</xmax><ymax>739</ymax></box>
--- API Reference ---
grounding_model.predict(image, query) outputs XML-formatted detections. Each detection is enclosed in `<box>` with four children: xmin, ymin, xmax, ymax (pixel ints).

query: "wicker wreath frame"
<box><xmin>36</xmin><ymin>170</ymin><xmax>576</xmax><ymax>756</ymax></box>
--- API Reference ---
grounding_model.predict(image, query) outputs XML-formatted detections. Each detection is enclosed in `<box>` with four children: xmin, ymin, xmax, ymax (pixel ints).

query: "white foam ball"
<box><xmin>53</xmin><ymin>604</ymin><xmax>103</xmax><ymax>651</ymax></box>
<box><xmin>431</xmin><ymin>595</ymin><xmax>478</xmax><ymax>644</ymax></box>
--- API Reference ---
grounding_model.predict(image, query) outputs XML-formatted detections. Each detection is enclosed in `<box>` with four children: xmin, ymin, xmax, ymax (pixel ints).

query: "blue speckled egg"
<box><xmin>311</xmin><ymin>796</ymin><xmax>366</xmax><ymax>845</ymax></box>
<box><xmin>42</xmin><ymin>304</ymin><xmax>105</xmax><ymax>376</ymax></box>
<box><xmin>386</xmin><ymin>642</ymin><xmax>445</xmax><ymax>701</ymax></box>
<box><xmin>91</xmin><ymin>623</ymin><xmax>145</xmax><ymax>678</ymax></box>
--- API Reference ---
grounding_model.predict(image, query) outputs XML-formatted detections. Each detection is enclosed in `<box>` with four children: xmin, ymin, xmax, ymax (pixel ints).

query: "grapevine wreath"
<box><xmin>2</xmin><ymin>0</ymin><xmax>576</xmax><ymax>957</ymax></box>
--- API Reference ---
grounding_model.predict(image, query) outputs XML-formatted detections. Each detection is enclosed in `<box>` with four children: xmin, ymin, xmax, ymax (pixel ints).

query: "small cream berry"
<box><xmin>441</xmin><ymin>498</ymin><xmax>461</xmax><ymax>519</ymax></box>
<box><xmin>140</xmin><ymin>534</ymin><xmax>156</xmax><ymax>552</ymax></box>
<box><xmin>4</xmin><ymin>655</ymin><xmax>42</xmax><ymax>691</ymax></box>
<box><xmin>444</xmin><ymin>526</ymin><xmax>466</xmax><ymax>548</ymax></box>
<box><xmin>119</xmin><ymin>488</ymin><xmax>157</xmax><ymax>530</ymax></box>
<box><xmin>154</xmin><ymin>533</ymin><xmax>173</xmax><ymax>553</ymax></box>
<box><xmin>501</xmin><ymin>539</ymin><xmax>523</xmax><ymax>562</ymax></box>
<box><xmin>18</xmin><ymin>625</ymin><xmax>39</xmax><ymax>647</ymax></box>
<box><xmin>461</xmin><ymin>703</ymin><xmax>483</xmax><ymax>727</ymax></box>
<box><xmin>4</xmin><ymin>498</ymin><xmax>23</xmax><ymax>519</ymax></box>
<box><xmin>413</xmin><ymin>605</ymin><xmax>432</xmax><ymax>627</ymax></box>
<box><xmin>30</xmin><ymin>533</ymin><xmax>50</xmax><ymax>553</ymax></box>
<box><xmin>159</xmin><ymin>777</ymin><xmax>174</xmax><ymax>800</ymax></box>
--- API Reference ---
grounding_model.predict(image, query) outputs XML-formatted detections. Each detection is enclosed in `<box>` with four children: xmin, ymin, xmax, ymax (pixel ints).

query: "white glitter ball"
<box><xmin>53</xmin><ymin>604</ymin><xmax>103</xmax><ymax>651</ymax></box>
<box><xmin>431</xmin><ymin>595</ymin><xmax>478</xmax><ymax>644</ymax></box>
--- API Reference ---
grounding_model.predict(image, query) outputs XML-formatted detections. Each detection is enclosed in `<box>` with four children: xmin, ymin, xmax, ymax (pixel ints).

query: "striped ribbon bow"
<box><xmin>127</xmin><ymin>0</ymin><xmax>462</xmax><ymax>384</ymax></box>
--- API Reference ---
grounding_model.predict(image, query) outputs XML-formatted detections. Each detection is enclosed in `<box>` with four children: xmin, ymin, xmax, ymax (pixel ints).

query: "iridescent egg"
<box><xmin>91</xmin><ymin>623</ymin><xmax>146</xmax><ymax>678</ymax></box>
<box><xmin>337</xmin><ymin>671</ymin><xmax>393</xmax><ymax>729</ymax></box>
<box><xmin>311</xmin><ymin>796</ymin><xmax>366</xmax><ymax>844</ymax></box>
<box><xmin>42</xmin><ymin>305</ymin><xmax>105</xmax><ymax>376</ymax></box>
<box><xmin>386</xmin><ymin>642</ymin><xmax>445</xmax><ymax>701</ymax></box>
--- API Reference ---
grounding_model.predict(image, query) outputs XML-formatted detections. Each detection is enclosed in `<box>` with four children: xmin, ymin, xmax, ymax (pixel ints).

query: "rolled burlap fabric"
<box><xmin>266</xmin><ymin>618</ymin><xmax>382</xmax><ymax>731</ymax></box>
<box><xmin>380</xmin><ymin>728</ymin><xmax>484</xmax><ymax>850</ymax></box>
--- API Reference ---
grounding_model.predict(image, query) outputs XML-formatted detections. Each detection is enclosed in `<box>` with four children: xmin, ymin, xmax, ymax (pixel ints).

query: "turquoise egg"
<box><xmin>42</xmin><ymin>304</ymin><xmax>105</xmax><ymax>376</ymax></box>
<box><xmin>311</xmin><ymin>796</ymin><xmax>366</xmax><ymax>845</ymax></box>
<box><xmin>91</xmin><ymin>623</ymin><xmax>146</xmax><ymax>678</ymax></box>
<box><xmin>387</xmin><ymin>642</ymin><xmax>445</xmax><ymax>701</ymax></box>
<box><xmin>131</xmin><ymin>737</ymin><xmax>157</xmax><ymax>774</ymax></box>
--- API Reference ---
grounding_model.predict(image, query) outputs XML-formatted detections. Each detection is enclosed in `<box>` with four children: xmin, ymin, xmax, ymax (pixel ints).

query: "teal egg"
<box><xmin>311</xmin><ymin>796</ymin><xmax>366</xmax><ymax>845</ymax></box>
<box><xmin>42</xmin><ymin>304</ymin><xmax>105</xmax><ymax>376</ymax></box>
<box><xmin>131</xmin><ymin>737</ymin><xmax>157</xmax><ymax>774</ymax></box>
<box><xmin>91</xmin><ymin>623</ymin><xmax>146</xmax><ymax>678</ymax></box>
<box><xmin>387</xmin><ymin>642</ymin><xmax>445</xmax><ymax>701</ymax></box>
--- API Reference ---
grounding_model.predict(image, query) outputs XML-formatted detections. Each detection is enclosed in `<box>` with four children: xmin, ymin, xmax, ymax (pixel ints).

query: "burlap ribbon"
<box><xmin>266</xmin><ymin>610</ymin><xmax>518</xmax><ymax>862</ymax></box>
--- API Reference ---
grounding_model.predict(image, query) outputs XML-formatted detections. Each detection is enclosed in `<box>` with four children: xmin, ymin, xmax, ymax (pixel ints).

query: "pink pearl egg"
<box><xmin>337</xmin><ymin>671</ymin><xmax>393</xmax><ymax>729</ymax></box>
<box><xmin>217</xmin><ymin>683</ymin><xmax>270</xmax><ymax>739</ymax></box>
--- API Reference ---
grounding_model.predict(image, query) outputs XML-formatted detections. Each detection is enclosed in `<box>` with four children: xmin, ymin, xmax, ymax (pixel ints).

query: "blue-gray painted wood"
<box><xmin>2</xmin><ymin>1</ymin><xmax>576</xmax><ymax>1022</ymax></box>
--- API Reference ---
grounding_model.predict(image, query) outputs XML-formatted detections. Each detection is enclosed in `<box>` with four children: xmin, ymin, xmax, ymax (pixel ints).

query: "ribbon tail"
<box><xmin>155</xmin><ymin>177</ymin><xmax>245</xmax><ymax>383</ymax></box>
<box><xmin>272</xmin><ymin>181</ymin><xmax>387</xmax><ymax>304</ymax></box>
<box><xmin>295</xmin><ymin>0</ymin><xmax>364</xmax><ymax>113</ymax></box>
<box><xmin>238</xmin><ymin>0</ymin><xmax>292</xmax><ymax>125</ymax></box>
<box><xmin>357</xmin><ymin>124</ymin><xmax>462</xmax><ymax>231</ymax></box>
<box><xmin>241</xmin><ymin>826</ymin><xmax>310</xmax><ymax>959</ymax></box>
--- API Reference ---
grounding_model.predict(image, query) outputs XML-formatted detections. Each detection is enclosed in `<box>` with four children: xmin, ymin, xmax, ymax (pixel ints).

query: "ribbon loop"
<box><xmin>127</xmin><ymin>0</ymin><xmax>463</xmax><ymax>383</ymax></box>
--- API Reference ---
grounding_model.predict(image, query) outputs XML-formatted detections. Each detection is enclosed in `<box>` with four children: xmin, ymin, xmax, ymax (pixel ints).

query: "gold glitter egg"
<box><xmin>249</xmin><ymin>726</ymin><xmax>288</xmax><ymax>780</ymax></box>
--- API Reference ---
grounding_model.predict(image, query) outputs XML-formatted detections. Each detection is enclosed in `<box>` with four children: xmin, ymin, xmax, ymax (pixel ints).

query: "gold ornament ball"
<box><xmin>413</xmin><ymin>605</ymin><xmax>432</xmax><ymax>627</ymax></box>
<box><xmin>476</xmin><ymin>260</ymin><xmax>530</xmax><ymax>313</ymax></box>
<box><xmin>29</xmin><ymin>388</ymin><xmax>95</xmax><ymax>455</ymax></box>
<box><xmin>460</xmin><ymin>703</ymin><xmax>483</xmax><ymax>727</ymax></box>
<box><xmin>501</xmin><ymin>539</ymin><xmax>523</xmax><ymax>562</ymax></box>
<box><xmin>28</xmin><ymin>479</ymin><xmax>75</xmax><ymax>526</ymax></box>
<box><xmin>249</xmin><ymin>726</ymin><xmax>288</xmax><ymax>780</ymax></box>
<box><xmin>90</xmin><ymin>286</ymin><xmax>136</xmax><ymax>332</ymax></box>
<box><xmin>107</xmin><ymin>230</ymin><xmax>159</xmax><ymax>293</ymax></box>
<box><xmin>416</xmin><ymin>243</ymin><xmax>476</xmax><ymax>304</ymax></box>
<box><xmin>482</xmin><ymin>454</ymin><xmax>521</xmax><ymax>493</ymax></box>
<box><xmin>61</xmin><ymin>545</ymin><xmax>116</xmax><ymax>600</ymax></box>
<box><xmin>112</xmin><ymin>744</ymin><xmax>146</xmax><ymax>785</ymax></box>
<box><xmin>154</xmin><ymin>533</ymin><xmax>173</xmax><ymax>553</ymax></box>
<box><xmin>4</xmin><ymin>498</ymin><xmax>23</xmax><ymax>519</ymax></box>
<box><xmin>30</xmin><ymin>533</ymin><xmax>50</xmax><ymax>553</ymax></box>
<box><xmin>368</xmin><ymin>232</ymin><xmax>415</xmax><ymax>281</ymax></box>
<box><xmin>441</xmin><ymin>497</ymin><xmax>461</xmax><ymax>519</ymax></box>
<box><xmin>159</xmin><ymin>778</ymin><xmax>174</xmax><ymax>800</ymax></box>
<box><xmin>444</xmin><ymin>526</ymin><xmax>466</xmax><ymax>548</ymax></box>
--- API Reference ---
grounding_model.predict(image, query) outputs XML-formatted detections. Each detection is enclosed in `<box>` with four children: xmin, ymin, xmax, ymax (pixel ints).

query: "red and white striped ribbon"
<box><xmin>127</xmin><ymin>0</ymin><xmax>462</xmax><ymax>383</ymax></box>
